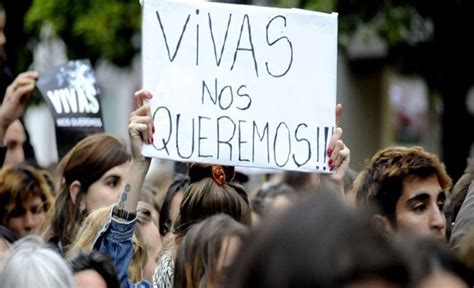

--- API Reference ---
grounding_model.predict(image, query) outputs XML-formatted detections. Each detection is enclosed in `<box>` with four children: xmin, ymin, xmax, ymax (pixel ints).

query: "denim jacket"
<box><xmin>93</xmin><ymin>211</ymin><xmax>151</xmax><ymax>288</ymax></box>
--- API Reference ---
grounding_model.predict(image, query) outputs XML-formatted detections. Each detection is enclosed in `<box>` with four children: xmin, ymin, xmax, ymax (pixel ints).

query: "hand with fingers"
<box><xmin>325</xmin><ymin>104</ymin><xmax>351</xmax><ymax>196</ymax></box>
<box><xmin>0</xmin><ymin>71</ymin><xmax>38</xmax><ymax>141</ymax></box>
<box><xmin>118</xmin><ymin>90</ymin><xmax>155</xmax><ymax>214</ymax></box>
<box><xmin>129</xmin><ymin>89</ymin><xmax>154</xmax><ymax>165</ymax></box>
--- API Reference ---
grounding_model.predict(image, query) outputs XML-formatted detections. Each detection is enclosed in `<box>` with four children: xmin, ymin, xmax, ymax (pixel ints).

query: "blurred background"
<box><xmin>3</xmin><ymin>0</ymin><xmax>473</xmax><ymax>183</ymax></box>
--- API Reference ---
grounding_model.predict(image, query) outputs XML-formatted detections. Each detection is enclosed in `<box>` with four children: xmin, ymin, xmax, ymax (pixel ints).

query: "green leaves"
<box><xmin>268</xmin><ymin>0</ymin><xmax>431</xmax><ymax>52</ymax></box>
<box><xmin>25</xmin><ymin>0</ymin><xmax>141</xmax><ymax>66</ymax></box>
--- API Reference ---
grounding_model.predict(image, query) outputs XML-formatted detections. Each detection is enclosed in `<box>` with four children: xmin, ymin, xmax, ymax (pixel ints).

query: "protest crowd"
<box><xmin>1</xmin><ymin>1</ymin><xmax>474</xmax><ymax>288</ymax></box>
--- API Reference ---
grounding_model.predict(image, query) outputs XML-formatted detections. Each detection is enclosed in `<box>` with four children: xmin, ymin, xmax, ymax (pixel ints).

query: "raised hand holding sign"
<box><xmin>142</xmin><ymin>1</ymin><xmax>338</xmax><ymax>173</ymax></box>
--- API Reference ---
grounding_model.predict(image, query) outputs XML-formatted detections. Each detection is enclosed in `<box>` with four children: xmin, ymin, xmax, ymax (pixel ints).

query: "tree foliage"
<box><xmin>24</xmin><ymin>0</ymin><xmax>428</xmax><ymax>68</ymax></box>
<box><xmin>25</xmin><ymin>0</ymin><xmax>141</xmax><ymax>67</ymax></box>
<box><xmin>271</xmin><ymin>0</ymin><xmax>432</xmax><ymax>57</ymax></box>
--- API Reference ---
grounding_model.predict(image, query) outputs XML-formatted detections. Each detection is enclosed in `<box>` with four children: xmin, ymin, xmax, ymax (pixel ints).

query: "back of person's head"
<box><xmin>227</xmin><ymin>193</ymin><xmax>410</xmax><ymax>288</ymax></box>
<box><xmin>354</xmin><ymin>146</ymin><xmax>452</xmax><ymax>221</ymax></box>
<box><xmin>0</xmin><ymin>225</ymin><xmax>16</xmax><ymax>268</ymax></box>
<box><xmin>174</xmin><ymin>163</ymin><xmax>251</xmax><ymax>237</ymax></box>
<box><xmin>251</xmin><ymin>183</ymin><xmax>296</xmax><ymax>217</ymax></box>
<box><xmin>0</xmin><ymin>164</ymin><xmax>54</xmax><ymax>237</ymax></box>
<box><xmin>445</xmin><ymin>158</ymin><xmax>474</xmax><ymax>239</ymax></box>
<box><xmin>457</xmin><ymin>226</ymin><xmax>474</xmax><ymax>272</ymax></box>
<box><xmin>70</xmin><ymin>251</ymin><xmax>120</xmax><ymax>288</ymax></box>
<box><xmin>401</xmin><ymin>236</ymin><xmax>473</xmax><ymax>287</ymax></box>
<box><xmin>44</xmin><ymin>133</ymin><xmax>130</xmax><ymax>248</ymax></box>
<box><xmin>159</xmin><ymin>173</ymin><xmax>189</xmax><ymax>236</ymax></box>
<box><xmin>281</xmin><ymin>171</ymin><xmax>320</xmax><ymax>193</ymax></box>
<box><xmin>0</xmin><ymin>235</ymin><xmax>73</xmax><ymax>287</ymax></box>
<box><xmin>174</xmin><ymin>214</ymin><xmax>248</xmax><ymax>288</ymax></box>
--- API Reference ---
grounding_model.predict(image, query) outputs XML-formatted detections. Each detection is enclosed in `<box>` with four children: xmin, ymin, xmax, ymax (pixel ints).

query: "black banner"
<box><xmin>35</xmin><ymin>59</ymin><xmax>104</xmax><ymax>158</ymax></box>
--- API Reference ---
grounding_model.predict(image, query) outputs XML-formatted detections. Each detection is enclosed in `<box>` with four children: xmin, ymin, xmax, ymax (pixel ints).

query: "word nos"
<box><xmin>46</xmin><ymin>85</ymin><xmax>100</xmax><ymax>114</ymax></box>
<box><xmin>201</xmin><ymin>78</ymin><xmax>252</xmax><ymax>111</ymax></box>
<box><xmin>155</xmin><ymin>9</ymin><xmax>294</xmax><ymax>78</ymax></box>
<box><xmin>151</xmin><ymin>106</ymin><xmax>334</xmax><ymax>170</ymax></box>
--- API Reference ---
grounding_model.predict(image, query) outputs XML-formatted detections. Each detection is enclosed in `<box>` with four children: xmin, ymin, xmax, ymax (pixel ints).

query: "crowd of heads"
<box><xmin>0</xmin><ymin>127</ymin><xmax>473</xmax><ymax>287</ymax></box>
<box><xmin>0</xmin><ymin>5</ymin><xmax>473</xmax><ymax>284</ymax></box>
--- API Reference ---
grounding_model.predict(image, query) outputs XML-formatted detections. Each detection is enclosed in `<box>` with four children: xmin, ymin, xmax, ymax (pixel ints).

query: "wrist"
<box><xmin>112</xmin><ymin>205</ymin><xmax>137</xmax><ymax>222</ymax></box>
<box><xmin>131</xmin><ymin>158</ymin><xmax>151</xmax><ymax>172</ymax></box>
<box><xmin>0</xmin><ymin>115</ymin><xmax>11</xmax><ymax>137</ymax></box>
<box><xmin>0</xmin><ymin>120</ymin><xmax>6</xmax><ymax>146</ymax></box>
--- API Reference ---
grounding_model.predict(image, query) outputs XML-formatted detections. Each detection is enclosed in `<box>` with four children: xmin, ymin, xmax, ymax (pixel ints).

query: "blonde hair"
<box><xmin>129</xmin><ymin>201</ymin><xmax>154</xmax><ymax>282</ymax></box>
<box><xmin>66</xmin><ymin>202</ymin><xmax>153</xmax><ymax>282</ymax></box>
<box><xmin>66</xmin><ymin>206</ymin><xmax>111</xmax><ymax>258</ymax></box>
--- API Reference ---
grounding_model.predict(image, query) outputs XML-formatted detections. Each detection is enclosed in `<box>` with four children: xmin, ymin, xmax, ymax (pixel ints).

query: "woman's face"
<box><xmin>84</xmin><ymin>161</ymin><xmax>131</xmax><ymax>212</ymax></box>
<box><xmin>162</xmin><ymin>191</ymin><xmax>183</xmax><ymax>243</ymax></box>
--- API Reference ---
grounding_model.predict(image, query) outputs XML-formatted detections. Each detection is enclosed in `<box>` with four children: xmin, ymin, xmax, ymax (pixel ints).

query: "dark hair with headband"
<box><xmin>173</xmin><ymin>163</ymin><xmax>251</xmax><ymax>237</ymax></box>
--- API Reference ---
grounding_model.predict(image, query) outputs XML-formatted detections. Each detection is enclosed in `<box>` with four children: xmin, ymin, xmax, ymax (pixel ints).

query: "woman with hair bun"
<box><xmin>174</xmin><ymin>163</ymin><xmax>251</xmax><ymax>236</ymax></box>
<box><xmin>153</xmin><ymin>162</ymin><xmax>252</xmax><ymax>288</ymax></box>
<box><xmin>93</xmin><ymin>89</ymin><xmax>348</xmax><ymax>288</ymax></box>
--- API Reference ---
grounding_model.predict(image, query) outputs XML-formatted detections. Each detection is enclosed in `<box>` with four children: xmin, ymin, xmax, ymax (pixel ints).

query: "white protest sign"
<box><xmin>142</xmin><ymin>0</ymin><xmax>338</xmax><ymax>173</ymax></box>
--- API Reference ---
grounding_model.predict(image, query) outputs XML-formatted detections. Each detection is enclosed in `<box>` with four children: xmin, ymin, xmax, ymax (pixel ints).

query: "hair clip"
<box><xmin>211</xmin><ymin>165</ymin><xmax>227</xmax><ymax>186</ymax></box>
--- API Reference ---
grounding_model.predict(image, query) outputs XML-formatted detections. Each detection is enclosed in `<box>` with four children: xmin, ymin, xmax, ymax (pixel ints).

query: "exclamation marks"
<box><xmin>196</xmin><ymin>9</ymin><xmax>200</xmax><ymax>66</ymax></box>
<box><xmin>323</xmin><ymin>127</ymin><xmax>329</xmax><ymax>170</ymax></box>
<box><xmin>316</xmin><ymin>126</ymin><xmax>329</xmax><ymax>171</ymax></box>
<box><xmin>316</xmin><ymin>127</ymin><xmax>320</xmax><ymax>164</ymax></box>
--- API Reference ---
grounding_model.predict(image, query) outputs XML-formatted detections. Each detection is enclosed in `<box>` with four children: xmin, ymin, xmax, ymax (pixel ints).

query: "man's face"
<box><xmin>395</xmin><ymin>174</ymin><xmax>446</xmax><ymax>241</ymax></box>
<box><xmin>4</xmin><ymin>120</ymin><xmax>26</xmax><ymax>165</ymax></box>
<box><xmin>0</xmin><ymin>11</ymin><xmax>6</xmax><ymax>47</ymax></box>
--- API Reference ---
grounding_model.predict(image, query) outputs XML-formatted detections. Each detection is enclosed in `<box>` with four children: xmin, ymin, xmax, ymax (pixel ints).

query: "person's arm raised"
<box><xmin>116</xmin><ymin>90</ymin><xmax>154</xmax><ymax>214</ymax></box>
<box><xmin>324</xmin><ymin>104</ymin><xmax>350</xmax><ymax>200</ymax></box>
<box><xmin>0</xmin><ymin>71</ymin><xmax>38</xmax><ymax>143</ymax></box>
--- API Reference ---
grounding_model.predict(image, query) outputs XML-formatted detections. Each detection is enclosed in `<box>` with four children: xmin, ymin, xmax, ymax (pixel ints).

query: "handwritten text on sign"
<box><xmin>142</xmin><ymin>1</ymin><xmax>338</xmax><ymax>172</ymax></box>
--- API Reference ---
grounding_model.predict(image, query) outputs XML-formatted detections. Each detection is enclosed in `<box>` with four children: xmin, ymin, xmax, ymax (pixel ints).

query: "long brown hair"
<box><xmin>42</xmin><ymin>133</ymin><xmax>130</xmax><ymax>250</ymax></box>
<box><xmin>174</xmin><ymin>214</ymin><xmax>248</xmax><ymax>288</ymax></box>
<box><xmin>174</xmin><ymin>163</ymin><xmax>251</xmax><ymax>237</ymax></box>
